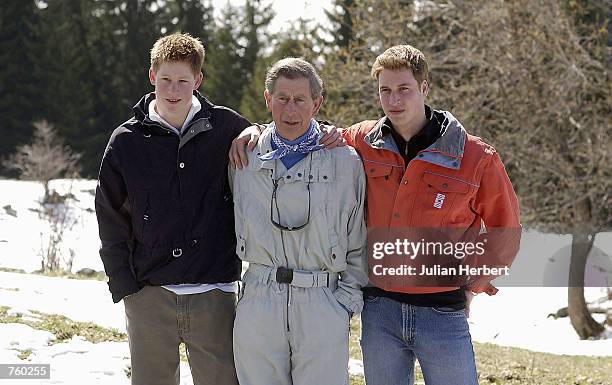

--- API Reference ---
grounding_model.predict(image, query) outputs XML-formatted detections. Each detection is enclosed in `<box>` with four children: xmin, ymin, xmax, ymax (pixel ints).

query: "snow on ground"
<box><xmin>348</xmin><ymin>359</ymin><xmax>364</xmax><ymax>377</ymax></box>
<box><xmin>0</xmin><ymin>315</ymin><xmax>195</xmax><ymax>385</ymax></box>
<box><xmin>0</xmin><ymin>179</ymin><xmax>104</xmax><ymax>274</ymax></box>
<box><xmin>1</xmin><ymin>179</ymin><xmax>611</xmax><ymax>383</ymax></box>
<box><xmin>469</xmin><ymin>286</ymin><xmax>611</xmax><ymax>356</ymax></box>
<box><xmin>0</xmin><ymin>271</ymin><xmax>123</xmax><ymax>332</ymax></box>
<box><xmin>0</xmin><ymin>323</ymin><xmax>55</xmax><ymax>362</ymax></box>
<box><xmin>468</xmin><ymin>229</ymin><xmax>612</xmax><ymax>356</ymax></box>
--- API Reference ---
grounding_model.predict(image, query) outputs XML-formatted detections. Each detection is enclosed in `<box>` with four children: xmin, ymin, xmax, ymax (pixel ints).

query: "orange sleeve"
<box><xmin>473</xmin><ymin>151</ymin><xmax>520</xmax><ymax>228</ymax></box>
<box><xmin>468</xmin><ymin>151</ymin><xmax>521</xmax><ymax>295</ymax></box>
<box><xmin>340</xmin><ymin>125</ymin><xmax>360</xmax><ymax>148</ymax></box>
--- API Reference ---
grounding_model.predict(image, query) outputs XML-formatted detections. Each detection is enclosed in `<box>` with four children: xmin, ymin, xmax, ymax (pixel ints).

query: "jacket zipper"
<box><xmin>280</xmin><ymin>228</ymin><xmax>291</xmax><ymax>333</ymax></box>
<box><xmin>142</xmin><ymin>196</ymin><xmax>150</xmax><ymax>242</ymax></box>
<box><xmin>273</xmin><ymin>168</ymin><xmax>292</xmax><ymax>334</ymax></box>
<box><xmin>287</xmin><ymin>285</ymin><xmax>291</xmax><ymax>332</ymax></box>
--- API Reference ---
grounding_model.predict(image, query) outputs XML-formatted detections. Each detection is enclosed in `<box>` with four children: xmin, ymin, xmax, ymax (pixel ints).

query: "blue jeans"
<box><xmin>360</xmin><ymin>295</ymin><xmax>478</xmax><ymax>385</ymax></box>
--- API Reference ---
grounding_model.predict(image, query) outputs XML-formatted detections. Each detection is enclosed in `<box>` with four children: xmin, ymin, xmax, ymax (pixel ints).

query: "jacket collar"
<box><xmin>132</xmin><ymin>91</ymin><xmax>215</xmax><ymax>149</ymax></box>
<box><xmin>364</xmin><ymin>107</ymin><xmax>467</xmax><ymax>169</ymax></box>
<box><xmin>429</xmin><ymin>110</ymin><xmax>466</xmax><ymax>158</ymax></box>
<box><xmin>133</xmin><ymin>90</ymin><xmax>213</xmax><ymax>130</ymax></box>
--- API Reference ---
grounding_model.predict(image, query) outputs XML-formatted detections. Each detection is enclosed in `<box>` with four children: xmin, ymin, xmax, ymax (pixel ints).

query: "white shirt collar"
<box><xmin>148</xmin><ymin>95</ymin><xmax>201</xmax><ymax>135</ymax></box>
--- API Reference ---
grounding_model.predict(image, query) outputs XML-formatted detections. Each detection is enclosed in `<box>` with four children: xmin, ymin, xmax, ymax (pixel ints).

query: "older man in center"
<box><xmin>230</xmin><ymin>57</ymin><xmax>367</xmax><ymax>385</ymax></box>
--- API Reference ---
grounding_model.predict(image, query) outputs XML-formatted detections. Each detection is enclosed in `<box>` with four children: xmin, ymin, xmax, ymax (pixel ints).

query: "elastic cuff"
<box><xmin>466</xmin><ymin>282</ymin><xmax>498</xmax><ymax>296</ymax></box>
<box><xmin>333</xmin><ymin>288</ymin><xmax>363</xmax><ymax>315</ymax></box>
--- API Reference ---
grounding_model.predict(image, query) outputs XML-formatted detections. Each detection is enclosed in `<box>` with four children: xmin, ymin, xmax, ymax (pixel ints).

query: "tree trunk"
<box><xmin>42</xmin><ymin>180</ymin><xmax>50</xmax><ymax>204</ymax></box>
<box><xmin>568</xmin><ymin>231</ymin><xmax>604</xmax><ymax>339</ymax></box>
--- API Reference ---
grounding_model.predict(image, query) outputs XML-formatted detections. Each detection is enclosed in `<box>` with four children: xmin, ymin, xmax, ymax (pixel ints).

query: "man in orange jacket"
<box><xmin>230</xmin><ymin>45</ymin><xmax>520</xmax><ymax>385</ymax></box>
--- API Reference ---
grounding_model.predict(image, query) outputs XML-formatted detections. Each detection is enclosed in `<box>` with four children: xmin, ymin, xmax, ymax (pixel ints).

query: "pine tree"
<box><xmin>240</xmin><ymin>0</ymin><xmax>274</xmax><ymax>89</ymax></box>
<box><xmin>36</xmin><ymin>0</ymin><xmax>97</xmax><ymax>174</ymax></box>
<box><xmin>203</xmin><ymin>3</ymin><xmax>244</xmax><ymax>109</ymax></box>
<box><xmin>204</xmin><ymin>0</ymin><xmax>274</xmax><ymax>111</ymax></box>
<box><xmin>116</xmin><ymin>0</ymin><xmax>163</xmax><ymax>105</ymax></box>
<box><xmin>0</xmin><ymin>1</ymin><xmax>40</xmax><ymax>173</ymax></box>
<box><xmin>158</xmin><ymin>0</ymin><xmax>215</xmax><ymax>46</ymax></box>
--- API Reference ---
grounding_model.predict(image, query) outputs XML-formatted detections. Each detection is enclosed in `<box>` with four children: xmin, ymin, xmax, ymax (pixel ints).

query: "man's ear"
<box><xmin>421</xmin><ymin>80</ymin><xmax>429</xmax><ymax>97</ymax></box>
<box><xmin>264</xmin><ymin>89</ymin><xmax>272</xmax><ymax>112</ymax></box>
<box><xmin>194</xmin><ymin>71</ymin><xmax>203</xmax><ymax>89</ymax></box>
<box><xmin>149</xmin><ymin>68</ymin><xmax>156</xmax><ymax>86</ymax></box>
<box><xmin>313</xmin><ymin>95</ymin><xmax>324</xmax><ymax>115</ymax></box>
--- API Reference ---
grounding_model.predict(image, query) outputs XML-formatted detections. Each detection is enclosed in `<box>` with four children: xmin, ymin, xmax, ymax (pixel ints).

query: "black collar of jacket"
<box><xmin>132</xmin><ymin>90</ymin><xmax>213</xmax><ymax>135</ymax></box>
<box><xmin>380</xmin><ymin>105</ymin><xmax>441</xmax><ymax>143</ymax></box>
<box><xmin>380</xmin><ymin>105</ymin><xmax>440</xmax><ymax>165</ymax></box>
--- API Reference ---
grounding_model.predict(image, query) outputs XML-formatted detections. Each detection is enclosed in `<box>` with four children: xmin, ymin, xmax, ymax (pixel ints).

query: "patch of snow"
<box><xmin>348</xmin><ymin>358</ymin><xmax>364</xmax><ymax>376</ymax></box>
<box><xmin>0</xmin><ymin>272</ymin><xmax>124</xmax><ymax>332</ymax></box>
<box><xmin>0</xmin><ymin>316</ymin><xmax>198</xmax><ymax>385</ymax></box>
<box><xmin>0</xmin><ymin>179</ymin><xmax>103</xmax><ymax>274</ymax></box>
<box><xmin>469</xmin><ymin>287</ymin><xmax>611</xmax><ymax>356</ymax></box>
<box><xmin>465</xmin><ymin>228</ymin><xmax>612</xmax><ymax>356</ymax></box>
<box><xmin>0</xmin><ymin>323</ymin><xmax>55</xmax><ymax>353</ymax></box>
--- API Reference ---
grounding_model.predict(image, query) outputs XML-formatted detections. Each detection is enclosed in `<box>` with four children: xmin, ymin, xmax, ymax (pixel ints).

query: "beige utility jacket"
<box><xmin>231</xmin><ymin>125</ymin><xmax>368</xmax><ymax>314</ymax></box>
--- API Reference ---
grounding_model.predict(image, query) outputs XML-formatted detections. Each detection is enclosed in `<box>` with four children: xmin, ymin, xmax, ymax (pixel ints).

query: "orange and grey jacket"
<box><xmin>342</xmin><ymin>109</ymin><xmax>521</xmax><ymax>296</ymax></box>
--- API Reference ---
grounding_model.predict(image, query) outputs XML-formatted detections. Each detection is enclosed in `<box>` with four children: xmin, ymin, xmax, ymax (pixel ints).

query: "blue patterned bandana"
<box><xmin>258</xmin><ymin>120</ymin><xmax>322</xmax><ymax>161</ymax></box>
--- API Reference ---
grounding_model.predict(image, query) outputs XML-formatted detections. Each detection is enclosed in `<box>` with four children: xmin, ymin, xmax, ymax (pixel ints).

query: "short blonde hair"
<box><xmin>150</xmin><ymin>33</ymin><xmax>205</xmax><ymax>75</ymax></box>
<box><xmin>371</xmin><ymin>45</ymin><xmax>429</xmax><ymax>85</ymax></box>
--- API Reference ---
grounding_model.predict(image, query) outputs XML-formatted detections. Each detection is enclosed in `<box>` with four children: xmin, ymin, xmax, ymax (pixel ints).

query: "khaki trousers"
<box><xmin>124</xmin><ymin>286</ymin><xmax>238</xmax><ymax>385</ymax></box>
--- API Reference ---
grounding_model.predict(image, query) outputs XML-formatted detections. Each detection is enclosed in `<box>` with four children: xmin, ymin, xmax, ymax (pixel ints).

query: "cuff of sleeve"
<box><xmin>107</xmin><ymin>268</ymin><xmax>140</xmax><ymax>303</ymax></box>
<box><xmin>466</xmin><ymin>281</ymin><xmax>498</xmax><ymax>296</ymax></box>
<box><xmin>333</xmin><ymin>287</ymin><xmax>364</xmax><ymax>315</ymax></box>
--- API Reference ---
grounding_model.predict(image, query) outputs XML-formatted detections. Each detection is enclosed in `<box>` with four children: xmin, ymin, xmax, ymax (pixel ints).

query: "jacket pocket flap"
<box><xmin>364</xmin><ymin>164</ymin><xmax>393</xmax><ymax>178</ymax></box>
<box><xmin>316</xmin><ymin>167</ymin><xmax>335</xmax><ymax>182</ymax></box>
<box><xmin>422</xmin><ymin>173</ymin><xmax>470</xmax><ymax>193</ymax></box>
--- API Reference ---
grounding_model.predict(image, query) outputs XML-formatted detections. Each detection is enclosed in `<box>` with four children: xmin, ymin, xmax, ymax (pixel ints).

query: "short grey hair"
<box><xmin>264</xmin><ymin>57</ymin><xmax>323</xmax><ymax>100</ymax></box>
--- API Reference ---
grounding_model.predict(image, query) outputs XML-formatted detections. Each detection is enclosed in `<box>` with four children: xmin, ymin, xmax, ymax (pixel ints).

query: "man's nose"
<box><xmin>285</xmin><ymin>100</ymin><xmax>298</xmax><ymax>112</ymax></box>
<box><xmin>390</xmin><ymin>91</ymin><xmax>401</xmax><ymax>105</ymax></box>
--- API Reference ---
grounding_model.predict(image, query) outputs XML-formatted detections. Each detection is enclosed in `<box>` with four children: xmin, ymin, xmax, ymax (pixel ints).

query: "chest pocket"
<box><xmin>365</xmin><ymin>164</ymin><xmax>393</xmax><ymax>180</ymax></box>
<box><xmin>364</xmin><ymin>163</ymin><xmax>402</xmax><ymax>222</ymax></box>
<box><xmin>325</xmin><ymin>210</ymin><xmax>348</xmax><ymax>271</ymax></box>
<box><xmin>417</xmin><ymin>172</ymin><xmax>474</xmax><ymax>227</ymax></box>
<box><xmin>422</xmin><ymin>173</ymin><xmax>470</xmax><ymax>194</ymax></box>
